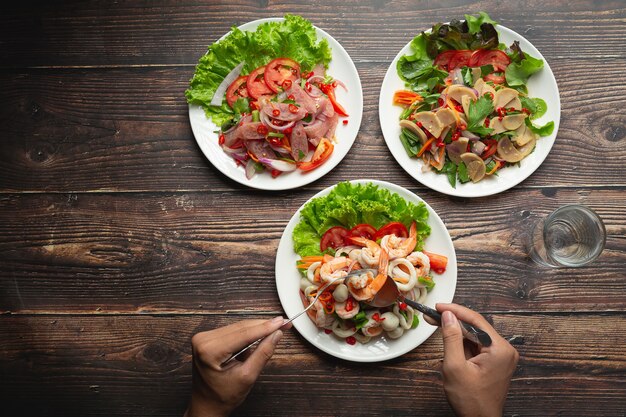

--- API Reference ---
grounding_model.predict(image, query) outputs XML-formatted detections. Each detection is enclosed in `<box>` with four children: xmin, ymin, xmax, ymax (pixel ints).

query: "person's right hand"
<box><xmin>427</xmin><ymin>303</ymin><xmax>519</xmax><ymax>417</ymax></box>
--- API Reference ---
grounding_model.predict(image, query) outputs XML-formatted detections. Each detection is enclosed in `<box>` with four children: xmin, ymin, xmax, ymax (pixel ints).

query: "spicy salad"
<box><xmin>292</xmin><ymin>182</ymin><xmax>448</xmax><ymax>345</ymax></box>
<box><xmin>393</xmin><ymin>12</ymin><xmax>554</xmax><ymax>187</ymax></box>
<box><xmin>186</xmin><ymin>15</ymin><xmax>349</xmax><ymax>179</ymax></box>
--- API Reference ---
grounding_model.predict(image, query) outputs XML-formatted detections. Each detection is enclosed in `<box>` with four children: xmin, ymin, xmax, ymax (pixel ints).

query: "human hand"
<box><xmin>185</xmin><ymin>317</ymin><xmax>290</xmax><ymax>417</ymax></box>
<box><xmin>425</xmin><ymin>303</ymin><xmax>519</xmax><ymax>417</ymax></box>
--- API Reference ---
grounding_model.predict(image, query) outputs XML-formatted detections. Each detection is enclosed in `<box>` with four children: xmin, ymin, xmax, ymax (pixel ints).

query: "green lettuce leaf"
<box><xmin>292</xmin><ymin>182</ymin><xmax>431</xmax><ymax>257</ymax></box>
<box><xmin>186</xmin><ymin>15</ymin><xmax>332</xmax><ymax>125</ymax></box>
<box><xmin>505</xmin><ymin>53</ymin><xmax>544</xmax><ymax>87</ymax></box>
<box><xmin>464</xmin><ymin>12</ymin><xmax>498</xmax><ymax>34</ymax></box>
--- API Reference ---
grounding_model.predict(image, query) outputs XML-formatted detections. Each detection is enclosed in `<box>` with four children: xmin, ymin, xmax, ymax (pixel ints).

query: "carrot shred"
<box><xmin>417</xmin><ymin>137</ymin><xmax>435</xmax><ymax>157</ymax></box>
<box><xmin>300</xmin><ymin>256</ymin><xmax>324</xmax><ymax>263</ymax></box>
<box><xmin>393</xmin><ymin>90</ymin><xmax>422</xmax><ymax>106</ymax></box>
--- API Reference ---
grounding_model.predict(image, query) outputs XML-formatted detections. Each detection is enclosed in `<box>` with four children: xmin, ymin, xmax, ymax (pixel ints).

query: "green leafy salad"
<box><xmin>393</xmin><ymin>12</ymin><xmax>554</xmax><ymax>187</ymax></box>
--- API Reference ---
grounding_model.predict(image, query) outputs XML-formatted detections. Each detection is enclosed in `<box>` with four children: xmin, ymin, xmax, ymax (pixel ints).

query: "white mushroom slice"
<box><xmin>494</xmin><ymin>87</ymin><xmax>519</xmax><ymax>109</ymax></box>
<box><xmin>446</xmin><ymin>137</ymin><xmax>469</xmax><ymax>164</ymax></box>
<box><xmin>440</xmin><ymin>126</ymin><xmax>452</xmax><ymax>143</ymax></box>
<box><xmin>460</xmin><ymin>152</ymin><xmax>486</xmax><ymax>183</ymax></box>
<box><xmin>504</xmin><ymin>96</ymin><xmax>522</xmax><ymax>111</ymax></box>
<box><xmin>517</xmin><ymin>136</ymin><xmax>537</xmax><ymax>158</ymax></box>
<box><xmin>436</xmin><ymin>108</ymin><xmax>457</xmax><ymax>128</ymax></box>
<box><xmin>474</xmin><ymin>78</ymin><xmax>486</xmax><ymax>95</ymax></box>
<box><xmin>399</xmin><ymin>119</ymin><xmax>428</xmax><ymax>144</ymax></box>
<box><xmin>461</xmin><ymin>95</ymin><xmax>472</xmax><ymax>117</ymax></box>
<box><xmin>497</xmin><ymin>136</ymin><xmax>525</xmax><ymax>162</ymax></box>
<box><xmin>489</xmin><ymin>117</ymin><xmax>507</xmax><ymax>134</ymax></box>
<box><xmin>471</xmin><ymin>68</ymin><xmax>482</xmax><ymax>85</ymax></box>
<box><xmin>502</xmin><ymin>114</ymin><xmax>527</xmax><ymax>131</ymax></box>
<box><xmin>514</xmin><ymin>124</ymin><xmax>536</xmax><ymax>146</ymax></box>
<box><xmin>414</xmin><ymin>111</ymin><xmax>444</xmax><ymax>138</ymax></box>
<box><xmin>448</xmin><ymin>85</ymin><xmax>478</xmax><ymax>105</ymax></box>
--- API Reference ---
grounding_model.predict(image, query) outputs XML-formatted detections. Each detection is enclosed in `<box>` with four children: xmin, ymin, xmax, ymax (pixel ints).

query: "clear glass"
<box><xmin>529</xmin><ymin>205</ymin><xmax>606</xmax><ymax>268</ymax></box>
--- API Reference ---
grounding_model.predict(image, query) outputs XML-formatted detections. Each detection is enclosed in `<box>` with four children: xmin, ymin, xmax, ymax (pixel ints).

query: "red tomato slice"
<box><xmin>349</xmin><ymin>224</ymin><xmax>377</xmax><ymax>240</ymax></box>
<box><xmin>484</xmin><ymin>73</ymin><xmax>505</xmax><ymax>84</ymax></box>
<box><xmin>469</xmin><ymin>49</ymin><xmax>511</xmax><ymax>72</ymax></box>
<box><xmin>225</xmin><ymin>75</ymin><xmax>250</xmax><ymax>108</ymax></box>
<box><xmin>320</xmin><ymin>226</ymin><xmax>350</xmax><ymax>252</ymax></box>
<box><xmin>374</xmin><ymin>222</ymin><xmax>408</xmax><ymax>240</ymax></box>
<box><xmin>298</xmin><ymin>138</ymin><xmax>333</xmax><ymax>172</ymax></box>
<box><xmin>433</xmin><ymin>50</ymin><xmax>458</xmax><ymax>71</ymax></box>
<box><xmin>246</xmin><ymin>65</ymin><xmax>274</xmax><ymax>99</ymax></box>
<box><xmin>423</xmin><ymin>251</ymin><xmax>448</xmax><ymax>274</ymax></box>
<box><xmin>264</xmin><ymin>58</ymin><xmax>300</xmax><ymax>93</ymax></box>
<box><xmin>447</xmin><ymin>50</ymin><xmax>473</xmax><ymax>70</ymax></box>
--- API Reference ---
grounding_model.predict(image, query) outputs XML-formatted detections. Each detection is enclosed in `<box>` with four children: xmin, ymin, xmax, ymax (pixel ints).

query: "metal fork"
<box><xmin>221</xmin><ymin>273</ymin><xmax>358</xmax><ymax>366</ymax></box>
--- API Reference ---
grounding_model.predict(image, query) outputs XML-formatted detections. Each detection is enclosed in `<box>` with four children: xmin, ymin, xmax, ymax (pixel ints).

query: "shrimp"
<box><xmin>406</xmin><ymin>250</ymin><xmax>430</xmax><ymax>277</ymax></box>
<box><xmin>380</xmin><ymin>221</ymin><xmax>418</xmax><ymax>259</ymax></box>
<box><xmin>349</xmin><ymin>236</ymin><xmax>381</xmax><ymax>268</ymax></box>
<box><xmin>319</xmin><ymin>256</ymin><xmax>351</xmax><ymax>283</ymax></box>
<box><xmin>347</xmin><ymin>248</ymin><xmax>390</xmax><ymax>301</ymax></box>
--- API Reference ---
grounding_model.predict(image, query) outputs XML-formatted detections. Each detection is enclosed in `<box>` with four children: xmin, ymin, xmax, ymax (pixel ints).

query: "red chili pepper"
<box><xmin>291</xmin><ymin>68</ymin><xmax>298</xmax><ymax>76</ymax></box>
<box><xmin>345</xmin><ymin>298</ymin><xmax>354</xmax><ymax>312</ymax></box>
<box><xmin>346</xmin><ymin>336</ymin><xmax>356</xmax><ymax>345</ymax></box>
<box><xmin>399</xmin><ymin>302</ymin><xmax>407</xmax><ymax>311</ymax></box>
<box><xmin>436</xmin><ymin>140</ymin><xmax>445</xmax><ymax>147</ymax></box>
<box><xmin>454</xmin><ymin>104</ymin><xmax>464</xmax><ymax>113</ymax></box>
<box><xmin>522</xmin><ymin>108</ymin><xmax>531</xmax><ymax>115</ymax></box>
<box><xmin>484</xmin><ymin>118</ymin><xmax>490</xmax><ymax>127</ymax></box>
<box><xmin>437</xmin><ymin>97</ymin><xmax>444</xmax><ymax>107</ymax></box>
<box><xmin>342</xmin><ymin>119</ymin><xmax>348</xmax><ymax>125</ymax></box>
<box><xmin>459</xmin><ymin>124</ymin><xmax>467</xmax><ymax>131</ymax></box>
<box><xmin>268</xmin><ymin>137</ymin><xmax>282</xmax><ymax>147</ymax></box>
<box><xmin>272</xmin><ymin>109</ymin><xmax>280</xmax><ymax>117</ymax></box>
<box><xmin>287</xmin><ymin>94</ymin><xmax>295</xmax><ymax>101</ymax></box>
<box><xmin>288</xmin><ymin>103</ymin><xmax>299</xmax><ymax>114</ymax></box>
<box><xmin>305</xmin><ymin>71</ymin><xmax>314</xmax><ymax>79</ymax></box>
<box><xmin>372</xmin><ymin>313</ymin><xmax>385</xmax><ymax>323</ymax></box>
<box><xmin>282</xmin><ymin>79</ymin><xmax>292</xmax><ymax>90</ymax></box>
<box><xmin>485</xmin><ymin>92</ymin><xmax>494</xmax><ymax>100</ymax></box>
<box><xmin>305</xmin><ymin>82</ymin><xmax>312</xmax><ymax>93</ymax></box>
<box><xmin>257</xmin><ymin>125</ymin><xmax>269</xmax><ymax>135</ymax></box>
<box><xmin>416</xmin><ymin>121</ymin><xmax>423</xmax><ymax>128</ymax></box>
<box><xmin>250</xmin><ymin>100</ymin><xmax>260</xmax><ymax>111</ymax></box>
<box><xmin>284</xmin><ymin>127</ymin><xmax>293</xmax><ymax>135</ymax></box>
<box><xmin>324</xmin><ymin>329</ymin><xmax>332</xmax><ymax>334</ymax></box>
<box><xmin>218</xmin><ymin>133</ymin><xmax>225</xmax><ymax>145</ymax></box>
<box><xmin>270</xmin><ymin>169</ymin><xmax>281</xmax><ymax>178</ymax></box>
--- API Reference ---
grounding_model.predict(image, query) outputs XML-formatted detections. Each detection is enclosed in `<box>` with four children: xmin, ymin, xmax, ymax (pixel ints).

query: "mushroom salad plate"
<box><xmin>275</xmin><ymin>180</ymin><xmax>457</xmax><ymax>362</ymax></box>
<box><xmin>379</xmin><ymin>12</ymin><xmax>560</xmax><ymax>197</ymax></box>
<box><xmin>187</xmin><ymin>16</ymin><xmax>363</xmax><ymax>190</ymax></box>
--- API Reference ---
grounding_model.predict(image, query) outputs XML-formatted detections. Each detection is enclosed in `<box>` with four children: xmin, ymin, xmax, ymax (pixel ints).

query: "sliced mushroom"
<box><xmin>502</xmin><ymin>114</ymin><xmax>527</xmax><ymax>131</ymax></box>
<box><xmin>513</xmin><ymin>123</ymin><xmax>537</xmax><ymax>146</ymax></box>
<box><xmin>493</xmin><ymin>87</ymin><xmax>519</xmax><ymax>109</ymax></box>
<box><xmin>474</xmin><ymin>78</ymin><xmax>496</xmax><ymax>98</ymax></box>
<box><xmin>436</xmin><ymin>108</ymin><xmax>457</xmax><ymax>128</ymax></box>
<box><xmin>399</xmin><ymin>119</ymin><xmax>428</xmax><ymax>144</ymax></box>
<box><xmin>460</xmin><ymin>152</ymin><xmax>486</xmax><ymax>183</ymax></box>
<box><xmin>461</xmin><ymin>95</ymin><xmax>472</xmax><ymax>117</ymax></box>
<box><xmin>504</xmin><ymin>96</ymin><xmax>522</xmax><ymax>111</ymax></box>
<box><xmin>517</xmin><ymin>136</ymin><xmax>537</xmax><ymax>158</ymax></box>
<box><xmin>440</xmin><ymin>126</ymin><xmax>452</xmax><ymax>143</ymax></box>
<box><xmin>446</xmin><ymin>137</ymin><xmax>469</xmax><ymax>164</ymax></box>
<box><xmin>489</xmin><ymin>117</ymin><xmax>507</xmax><ymax>134</ymax></box>
<box><xmin>448</xmin><ymin>85</ymin><xmax>478</xmax><ymax>105</ymax></box>
<box><xmin>414</xmin><ymin>111</ymin><xmax>444</xmax><ymax>138</ymax></box>
<box><xmin>497</xmin><ymin>136</ymin><xmax>525</xmax><ymax>162</ymax></box>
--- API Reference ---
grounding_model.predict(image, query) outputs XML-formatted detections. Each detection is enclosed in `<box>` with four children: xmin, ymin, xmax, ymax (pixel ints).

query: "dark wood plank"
<box><xmin>1</xmin><ymin>188</ymin><xmax>623</xmax><ymax>313</ymax></box>
<box><xmin>1</xmin><ymin>60</ymin><xmax>625</xmax><ymax>193</ymax></box>
<box><xmin>1</xmin><ymin>1</ymin><xmax>625</xmax><ymax>67</ymax></box>
<box><xmin>0</xmin><ymin>314</ymin><xmax>624</xmax><ymax>417</ymax></box>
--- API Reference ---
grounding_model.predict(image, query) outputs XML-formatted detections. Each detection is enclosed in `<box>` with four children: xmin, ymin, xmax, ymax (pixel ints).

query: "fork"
<box><xmin>221</xmin><ymin>275</ymin><xmax>349</xmax><ymax>366</ymax></box>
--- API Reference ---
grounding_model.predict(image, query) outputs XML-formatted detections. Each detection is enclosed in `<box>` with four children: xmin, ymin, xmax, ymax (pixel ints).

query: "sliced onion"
<box><xmin>269</xmin><ymin>143</ymin><xmax>291</xmax><ymax>156</ymax></box>
<box><xmin>258</xmin><ymin>157</ymin><xmax>297</xmax><ymax>172</ymax></box>
<box><xmin>462</xmin><ymin>130</ymin><xmax>480</xmax><ymax>140</ymax></box>
<box><xmin>333</xmin><ymin>78</ymin><xmax>347</xmax><ymax>91</ymax></box>
<box><xmin>307</xmin><ymin>75</ymin><xmax>325</xmax><ymax>84</ymax></box>
<box><xmin>245</xmin><ymin>158</ymin><xmax>257</xmax><ymax>180</ymax></box>
<box><xmin>471</xmin><ymin>140</ymin><xmax>486</xmax><ymax>156</ymax></box>
<box><xmin>210</xmin><ymin>61</ymin><xmax>245</xmax><ymax>106</ymax></box>
<box><xmin>260</xmin><ymin>111</ymin><xmax>296</xmax><ymax>131</ymax></box>
<box><xmin>446</xmin><ymin>68</ymin><xmax>464</xmax><ymax>85</ymax></box>
<box><xmin>306</xmin><ymin>83</ymin><xmax>323</xmax><ymax>98</ymax></box>
<box><xmin>221</xmin><ymin>144</ymin><xmax>243</xmax><ymax>154</ymax></box>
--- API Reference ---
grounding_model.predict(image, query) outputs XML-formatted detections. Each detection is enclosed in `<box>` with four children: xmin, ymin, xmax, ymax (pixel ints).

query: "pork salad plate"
<box><xmin>275</xmin><ymin>180</ymin><xmax>457</xmax><ymax>362</ymax></box>
<box><xmin>379</xmin><ymin>12</ymin><xmax>560</xmax><ymax>197</ymax></box>
<box><xmin>187</xmin><ymin>15</ymin><xmax>363</xmax><ymax>190</ymax></box>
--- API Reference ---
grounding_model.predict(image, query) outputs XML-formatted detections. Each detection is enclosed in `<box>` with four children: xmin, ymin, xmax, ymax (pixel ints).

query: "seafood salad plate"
<box><xmin>275</xmin><ymin>180</ymin><xmax>457</xmax><ymax>362</ymax></box>
<box><xmin>187</xmin><ymin>15</ymin><xmax>363</xmax><ymax>190</ymax></box>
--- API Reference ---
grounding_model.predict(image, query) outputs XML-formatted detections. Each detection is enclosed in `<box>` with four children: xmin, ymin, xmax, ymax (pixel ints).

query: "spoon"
<box><xmin>366</xmin><ymin>272</ymin><xmax>492</xmax><ymax>346</ymax></box>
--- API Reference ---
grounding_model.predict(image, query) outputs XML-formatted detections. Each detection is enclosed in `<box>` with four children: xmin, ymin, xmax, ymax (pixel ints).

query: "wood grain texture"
<box><xmin>1</xmin><ymin>188</ymin><xmax>624</xmax><ymax>313</ymax></box>
<box><xmin>0</xmin><ymin>314</ymin><xmax>624</xmax><ymax>416</ymax></box>
<box><xmin>1</xmin><ymin>60</ymin><xmax>625</xmax><ymax>193</ymax></box>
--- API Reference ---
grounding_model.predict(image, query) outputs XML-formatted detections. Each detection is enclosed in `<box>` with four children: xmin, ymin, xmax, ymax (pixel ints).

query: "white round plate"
<box><xmin>189</xmin><ymin>18</ymin><xmax>363</xmax><ymax>190</ymax></box>
<box><xmin>275</xmin><ymin>179</ymin><xmax>457</xmax><ymax>362</ymax></box>
<box><xmin>379</xmin><ymin>25</ymin><xmax>560</xmax><ymax>197</ymax></box>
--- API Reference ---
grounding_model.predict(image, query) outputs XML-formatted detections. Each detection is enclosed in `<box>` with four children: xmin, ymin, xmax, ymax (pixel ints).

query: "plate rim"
<box><xmin>188</xmin><ymin>17</ymin><xmax>364</xmax><ymax>191</ymax></box>
<box><xmin>274</xmin><ymin>179</ymin><xmax>458</xmax><ymax>362</ymax></box>
<box><xmin>378</xmin><ymin>24</ymin><xmax>561</xmax><ymax>198</ymax></box>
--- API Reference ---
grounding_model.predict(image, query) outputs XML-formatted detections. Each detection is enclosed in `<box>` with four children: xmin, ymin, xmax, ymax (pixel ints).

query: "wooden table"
<box><xmin>1</xmin><ymin>1</ymin><xmax>625</xmax><ymax>416</ymax></box>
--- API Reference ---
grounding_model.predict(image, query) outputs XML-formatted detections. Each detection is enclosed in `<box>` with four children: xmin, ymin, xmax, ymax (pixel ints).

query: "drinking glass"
<box><xmin>529</xmin><ymin>205</ymin><xmax>606</xmax><ymax>268</ymax></box>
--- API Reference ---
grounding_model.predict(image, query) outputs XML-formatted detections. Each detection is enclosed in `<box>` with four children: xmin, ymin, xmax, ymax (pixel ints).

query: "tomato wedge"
<box><xmin>468</xmin><ymin>49</ymin><xmax>511</xmax><ymax>72</ymax></box>
<box><xmin>225</xmin><ymin>75</ymin><xmax>250</xmax><ymax>108</ymax></box>
<box><xmin>320</xmin><ymin>226</ymin><xmax>350</xmax><ymax>252</ymax></box>
<box><xmin>298</xmin><ymin>138</ymin><xmax>333</xmax><ymax>172</ymax></box>
<box><xmin>246</xmin><ymin>65</ymin><xmax>274</xmax><ymax>99</ymax></box>
<box><xmin>447</xmin><ymin>50</ymin><xmax>473</xmax><ymax>71</ymax></box>
<box><xmin>349</xmin><ymin>224</ymin><xmax>377</xmax><ymax>240</ymax></box>
<box><xmin>264</xmin><ymin>58</ymin><xmax>300</xmax><ymax>93</ymax></box>
<box><xmin>374</xmin><ymin>222</ymin><xmax>408</xmax><ymax>240</ymax></box>
<box><xmin>423</xmin><ymin>251</ymin><xmax>448</xmax><ymax>274</ymax></box>
<box><xmin>433</xmin><ymin>50</ymin><xmax>458</xmax><ymax>71</ymax></box>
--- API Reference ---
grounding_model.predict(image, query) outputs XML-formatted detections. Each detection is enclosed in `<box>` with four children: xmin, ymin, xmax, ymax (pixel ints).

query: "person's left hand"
<box><xmin>185</xmin><ymin>317</ymin><xmax>290</xmax><ymax>417</ymax></box>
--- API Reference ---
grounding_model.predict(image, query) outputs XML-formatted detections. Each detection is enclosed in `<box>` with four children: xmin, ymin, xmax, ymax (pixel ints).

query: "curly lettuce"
<box><xmin>293</xmin><ymin>182</ymin><xmax>431</xmax><ymax>257</ymax></box>
<box><xmin>186</xmin><ymin>15</ymin><xmax>332</xmax><ymax>126</ymax></box>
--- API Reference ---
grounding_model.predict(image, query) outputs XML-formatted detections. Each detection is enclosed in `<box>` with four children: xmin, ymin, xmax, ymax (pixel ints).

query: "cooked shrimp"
<box><xmin>349</xmin><ymin>236</ymin><xmax>381</xmax><ymax>267</ymax></box>
<box><xmin>347</xmin><ymin>248</ymin><xmax>390</xmax><ymax>301</ymax></box>
<box><xmin>319</xmin><ymin>256</ymin><xmax>351</xmax><ymax>283</ymax></box>
<box><xmin>406</xmin><ymin>250</ymin><xmax>430</xmax><ymax>276</ymax></box>
<box><xmin>380</xmin><ymin>221</ymin><xmax>417</xmax><ymax>259</ymax></box>
<box><xmin>335</xmin><ymin>297</ymin><xmax>359</xmax><ymax>319</ymax></box>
